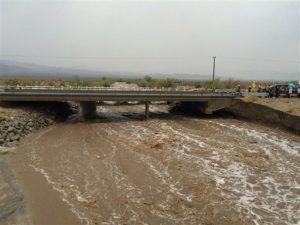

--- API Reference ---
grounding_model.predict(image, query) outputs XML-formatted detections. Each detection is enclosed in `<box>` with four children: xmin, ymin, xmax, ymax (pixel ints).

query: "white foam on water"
<box><xmin>29</xmin><ymin>164</ymin><xmax>92</xmax><ymax>225</ymax></box>
<box><xmin>152</xmin><ymin>120</ymin><xmax>300</xmax><ymax>225</ymax></box>
<box><xmin>201</xmin><ymin>121</ymin><xmax>300</xmax><ymax>225</ymax></box>
<box><xmin>139</xmin><ymin>153</ymin><xmax>193</xmax><ymax>203</ymax></box>
<box><xmin>77</xmin><ymin>117</ymin><xmax>300</xmax><ymax>225</ymax></box>
<box><xmin>161</xmin><ymin>123</ymin><xmax>207</xmax><ymax>148</ymax></box>
<box><xmin>214</xmin><ymin>122</ymin><xmax>300</xmax><ymax>156</ymax></box>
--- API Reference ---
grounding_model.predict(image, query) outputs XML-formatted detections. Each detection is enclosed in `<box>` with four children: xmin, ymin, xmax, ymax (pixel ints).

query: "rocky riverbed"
<box><xmin>0</xmin><ymin>101</ymin><xmax>77</xmax><ymax>148</ymax></box>
<box><xmin>0</xmin><ymin>113</ymin><xmax>55</xmax><ymax>148</ymax></box>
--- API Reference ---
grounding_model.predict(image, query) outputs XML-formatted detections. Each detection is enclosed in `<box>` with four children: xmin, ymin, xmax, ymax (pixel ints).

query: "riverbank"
<box><xmin>225</xmin><ymin>98</ymin><xmax>300</xmax><ymax>135</ymax></box>
<box><xmin>0</xmin><ymin>101</ymin><xmax>77</xmax><ymax>148</ymax></box>
<box><xmin>247</xmin><ymin>97</ymin><xmax>300</xmax><ymax>116</ymax></box>
<box><xmin>0</xmin><ymin>156</ymin><xmax>31</xmax><ymax>225</ymax></box>
<box><xmin>0</xmin><ymin>113</ymin><xmax>55</xmax><ymax>148</ymax></box>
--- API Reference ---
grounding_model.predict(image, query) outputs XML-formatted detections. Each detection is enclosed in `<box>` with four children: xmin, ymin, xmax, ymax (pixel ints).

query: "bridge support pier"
<box><xmin>145</xmin><ymin>101</ymin><xmax>150</xmax><ymax>120</ymax></box>
<box><xmin>79</xmin><ymin>101</ymin><xmax>97</xmax><ymax>119</ymax></box>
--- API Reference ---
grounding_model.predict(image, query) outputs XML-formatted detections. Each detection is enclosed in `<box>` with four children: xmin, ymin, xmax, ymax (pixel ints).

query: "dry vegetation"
<box><xmin>243</xmin><ymin>95</ymin><xmax>259</xmax><ymax>103</ymax></box>
<box><xmin>0</xmin><ymin>76</ymin><xmax>295</xmax><ymax>90</ymax></box>
<box><xmin>0</xmin><ymin>103</ymin><xmax>27</xmax><ymax>120</ymax></box>
<box><xmin>0</xmin><ymin>76</ymin><xmax>113</xmax><ymax>87</ymax></box>
<box><xmin>128</xmin><ymin>77</ymin><xmax>251</xmax><ymax>89</ymax></box>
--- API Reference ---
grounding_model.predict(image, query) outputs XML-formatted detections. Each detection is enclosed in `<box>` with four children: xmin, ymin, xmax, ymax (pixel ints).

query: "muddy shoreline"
<box><xmin>0</xmin><ymin>156</ymin><xmax>31</xmax><ymax>225</ymax></box>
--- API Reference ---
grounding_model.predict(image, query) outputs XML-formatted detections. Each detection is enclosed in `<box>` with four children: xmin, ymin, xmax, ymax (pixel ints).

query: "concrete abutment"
<box><xmin>199</xmin><ymin>99</ymin><xmax>234</xmax><ymax>114</ymax></box>
<box><xmin>145</xmin><ymin>101</ymin><xmax>150</xmax><ymax>120</ymax></box>
<box><xmin>171</xmin><ymin>99</ymin><xmax>234</xmax><ymax>115</ymax></box>
<box><xmin>79</xmin><ymin>102</ymin><xmax>97</xmax><ymax>119</ymax></box>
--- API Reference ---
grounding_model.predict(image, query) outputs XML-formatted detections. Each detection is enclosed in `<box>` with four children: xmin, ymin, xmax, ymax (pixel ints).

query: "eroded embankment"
<box><xmin>224</xmin><ymin>99</ymin><xmax>300</xmax><ymax>135</ymax></box>
<box><xmin>0</xmin><ymin>101</ymin><xmax>77</xmax><ymax>148</ymax></box>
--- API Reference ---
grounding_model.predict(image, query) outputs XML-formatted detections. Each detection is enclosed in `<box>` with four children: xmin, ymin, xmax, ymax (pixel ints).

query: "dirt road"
<box><xmin>9</xmin><ymin>105</ymin><xmax>300</xmax><ymax>225</ymax></box>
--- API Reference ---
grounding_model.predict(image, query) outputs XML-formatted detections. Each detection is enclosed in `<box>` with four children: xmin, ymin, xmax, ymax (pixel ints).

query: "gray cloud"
<box><xmin>1</xmin><ymin>0</ymin><xmax>299</xmax><ymax>80</ymax></box>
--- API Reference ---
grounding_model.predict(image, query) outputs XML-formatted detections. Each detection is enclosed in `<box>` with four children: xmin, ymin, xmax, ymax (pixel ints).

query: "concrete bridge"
<box><xmin>0</xmin><ymin>86</ymin><xmax>237</xmax><ymax>119</ymax></box>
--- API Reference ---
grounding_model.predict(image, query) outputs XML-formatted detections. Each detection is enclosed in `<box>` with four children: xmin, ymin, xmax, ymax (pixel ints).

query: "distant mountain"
<box><xmin>1</xmin><ymin>60</ymin><xmax>297</xmax><ymax>81</ymax></box>
<box><xmin>0</xmin><ymin>60</ymin><xmax>111</xmax><ymax>79</ymax></box>
<box><xmin>144</xmin><ymin>72</ymin><xmax>212</xmax><ymax>81</ymax></box>
<box><xmin>0</xmin><ymin>60</ymin><xmax>213</xmax><ymax>80</ymax></box>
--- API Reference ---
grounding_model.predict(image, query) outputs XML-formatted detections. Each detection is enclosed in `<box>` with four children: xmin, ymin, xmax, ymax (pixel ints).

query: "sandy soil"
<box><xmin>249</xmin><ymin>98</ymin><xmax>300</xmax><ymax>116</ymax></box>
<box><xmin>7</xmin><ymin>105</ymin><xmax>300</xmax><ymax>225</ymax></box>
<box><xmin>0</xmin><ymin>104</ymin><xmax>27</xmax><ymax>120</ymax></box>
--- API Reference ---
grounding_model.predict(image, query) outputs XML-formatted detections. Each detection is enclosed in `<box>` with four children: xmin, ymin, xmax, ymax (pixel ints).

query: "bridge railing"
<box><xmin>1</xmin><ymin>85</ymin><xmax>275</xmax><ymax>97</ymax></box>
<box><xmin>1</xmin><ymin>85</ymin><xmax>282</xmax><ymax>98</ymax></box>
<box><xmin>0</xmin><ymin>85</ymin><xmax>236</xmax><ymax>93</ymax></box>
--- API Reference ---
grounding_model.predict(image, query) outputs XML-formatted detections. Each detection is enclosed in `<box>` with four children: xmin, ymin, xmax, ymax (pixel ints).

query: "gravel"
<box><xmin>0</xmin><ymin>113</ymin><xmax>55</xmax><ymax>148</ymax></box>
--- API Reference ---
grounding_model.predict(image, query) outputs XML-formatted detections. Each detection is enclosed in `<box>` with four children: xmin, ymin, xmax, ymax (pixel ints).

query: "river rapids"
<box><xmin>8</xmin><ymin>104</ymin><xmax>300</xmax><ymax>225</ymax></box>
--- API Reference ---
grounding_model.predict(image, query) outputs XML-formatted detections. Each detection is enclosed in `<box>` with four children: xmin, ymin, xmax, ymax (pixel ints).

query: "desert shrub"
<box><xmin>2</xmin><ymin>78</ymin><xmax>35</xmax><ymax>86</ymax></box>
<box><xmin>157</xmin><ymin>79</ymin><xmax>177</xmax><ymax>88</ymax></box>
<box><xmin>144</xmin><ymin>76</ymin><xmax>153</xmax><ymax>82</ymax></box>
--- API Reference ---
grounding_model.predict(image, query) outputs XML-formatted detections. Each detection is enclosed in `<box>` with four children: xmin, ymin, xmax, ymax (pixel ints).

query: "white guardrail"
<box><xmin>0</xmin><ymin>86</ymin><xmax>280</xmax><ymax>98</ymax></box>
<box><xmin>0</xmin><ymin>85</ymin><xmax>237</xmax><ymax>93</ymax></box>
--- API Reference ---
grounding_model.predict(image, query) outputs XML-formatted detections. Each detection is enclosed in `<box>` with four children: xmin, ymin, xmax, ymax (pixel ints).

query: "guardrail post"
<box><xmin>145</xmin><ymin>101</ymin><xmax>150</xmax><ymax>120</ymax></box>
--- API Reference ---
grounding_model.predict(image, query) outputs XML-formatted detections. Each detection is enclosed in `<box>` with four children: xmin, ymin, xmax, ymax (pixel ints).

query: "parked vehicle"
<box><xmin>269</xmin><ymin>84</ymin><xmax>298</xmax><ymax>98</ymax></box>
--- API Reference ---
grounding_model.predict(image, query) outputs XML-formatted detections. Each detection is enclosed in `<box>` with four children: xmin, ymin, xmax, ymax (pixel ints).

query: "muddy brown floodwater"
<box><xmin>9</xmin><ymin>105</ymin><xmax>300</xmax><ymax>225</ymax></box>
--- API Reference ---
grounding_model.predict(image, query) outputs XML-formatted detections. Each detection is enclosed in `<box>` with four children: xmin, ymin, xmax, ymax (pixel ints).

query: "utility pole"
<box><xmin>212</xmin><ymin>56</ymin><xmax>216</xmax><ymax>82</ymax></box>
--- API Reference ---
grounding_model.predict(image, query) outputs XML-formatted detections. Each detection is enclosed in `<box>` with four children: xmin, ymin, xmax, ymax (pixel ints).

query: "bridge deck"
<box><xmin>0</xmin><ymin>87</ymin><xmax>237</xmax><ymax>102</ymax></box>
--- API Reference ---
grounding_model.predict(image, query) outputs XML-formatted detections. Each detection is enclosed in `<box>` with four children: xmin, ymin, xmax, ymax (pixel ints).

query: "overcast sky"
<box><xmin>0</xmin><ymin>0</ymin><xmax>299</xmax><ymax>80</ymax></box>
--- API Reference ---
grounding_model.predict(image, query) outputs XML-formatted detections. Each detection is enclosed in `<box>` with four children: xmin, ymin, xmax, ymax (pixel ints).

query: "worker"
<box><xmin>258</xmin><ymin>85</ymin><xmax>262</xmax><ymax>93</ymax></box>
<box><xmin>236</xmin><ymin>84</ymin><xmax>241</xmax><ymax>93</ymax></box>
<box><xmin>288</xmin><ymin>86</ymin><xmax>293</xmax><ymax>98</ymax></box>
<box><xmin>248</xmin><ymin>85</ymin><xmax>252</xmax><ymax>93</ymax></box>
<box><xmin>275</xmin><ymin>85</ymin><xmax>280</xmax><ymax>98</ymax></box>
<box><xmin>266</xmin><ymin>85</ymin><xmax>271</xmax><ymax>98</ymax></box>
<box><xmin>252</xmin><ymin>81</ymin><xmax>256</xmax><ymax>91</ymax></box>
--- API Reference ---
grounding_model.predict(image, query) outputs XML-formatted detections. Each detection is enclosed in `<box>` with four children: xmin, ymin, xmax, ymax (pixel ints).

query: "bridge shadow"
<box><xmin>1</xmin><ymin>101</ymin><xmax>233</xmax><ymax>124</ymax></box>
<box><xmin>84</xmin><ymin>110</ymin><xmax>233</xmax><ymax>124</ymax></box>
<box><xmin>87</xmin><ymin>111</ymin><xmax>175</xmax><ymax>124</ymax></box>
